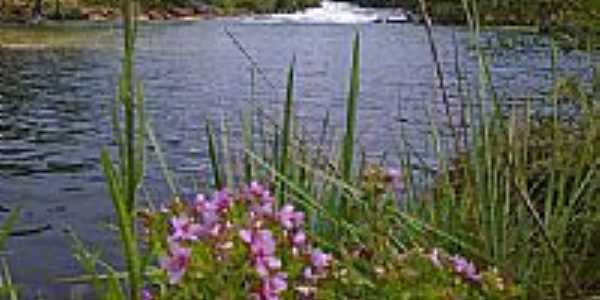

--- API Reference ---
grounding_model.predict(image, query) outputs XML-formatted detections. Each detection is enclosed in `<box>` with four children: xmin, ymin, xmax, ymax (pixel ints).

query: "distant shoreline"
<box><xmin>0</xmin><ymin>5</ymin><xmax>260</xmax><ymax>25</ymax></box>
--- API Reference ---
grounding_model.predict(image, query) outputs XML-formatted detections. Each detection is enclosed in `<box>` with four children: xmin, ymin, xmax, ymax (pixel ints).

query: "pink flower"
<box><xmin>292</xmin><ymin>231</ymin><xmax>306</xmax><ymax>247</ymax></box>
<box><xmin>244</xmin><ymin>182</ymin><xmax>276</xmax><ymax>217</ymax></box>
<box><xmin>251</xmin><ymin>230</ymin><xmax>277</xmax><ymax>257</ymax></box>
<box><xmin>159</xmin><ymin>242</ymin><xmax>191</xmax><ymax>284</ymax></box>
<box><xmin>386</xmin><ymin>168</ymin><xmax>401</xmax><ymax>180</ymax></box>
<box><xmin>248</xmin><ymin>181</ymin><xmax>266</xmax><ymax>198</ymax></box>
<box><xmin>303</xmin><ymin>267</ymin><xmax>314</xmax><ymax>280</ymax></box>
<box><xmin>450</xmin><ymin>255</ymin><xmax>481</xmax><ymax>282</ymax></box>
<box><xmin>251</xmin><ymin>192</ymin><xmax>275</xmax><ymax>216</ymax></box>
<box><xmin>170</xmin><ymin>216</ymin><xmax>203</xmax><ymax>241</ymax></box>
<box><xmin>194</xmin><ymin>194</ymin><xmax>217</xmax><ymax>217</ymax></box>
<box><xmin>194</xmin><ymin>194</ymin><xmax>216</xmax><ymax>218</ymax></box>
<box><xmin>194</xmin><ymin>194</ymin><xmax>225</xmax><ymax>234</ymax></box>
<box><xmin>239</xmin><ymin>229</ymin><xmax>276</xmax><ymax>256</ymax></box>
<box><xmin>240</xmin><ymin>229</ymin><xmax>253</xmax><ymax>243</ymax></box>
<box><xmin>142</xmin><ymin>289</ymin><xmax>153</xmax><ymax>300</ymax></box>
<box><xmin>276</xmin><ymin>204</ymin><xmax>304</xmax><ymax>230</ymax></box>
<box><xmin>240</xmin><ymin>229</ymin><xmax>282</xmax><ymax>277</ymax></box>
<box><xmin>386</xmin><ymin>168</ymin><xmax>404</xmax><ymax>190</ymax></box>
<box><xmin>310</xmin><ymin>248</ymin><xmax>332</xmax><ymax>270</ymax></box>
<box><xmin>259</xmin><ymin>272</ymin><xmax>287</xmax><ymax>300</ymax></box>
<box><xmin>255</xmin><ymin>255</ymin><xmax>282</xmax><ymax>277</ymax></box>
<box><xmin>194</xmin><ymin>193</ymin><xmax>208</xmax><ymax>209</ymax></box>
<box><xmin>213</xmin><ymin>189</ymin><xmax>232</xmax><ymax>212</ymax></box>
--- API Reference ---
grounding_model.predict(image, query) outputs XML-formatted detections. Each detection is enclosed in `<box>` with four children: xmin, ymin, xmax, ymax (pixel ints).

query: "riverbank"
<box><xmin>0</xmin><ymin>0</ymin><xmax>320</xmax><ymax>24</ymax></box>
<box><xmin>345</xmin><ymin>0</ymin><xmax>600</xmax><ymax>35</ymax></box>
<box><xmin>1</xmin><ymin>4</ymin><xmax>263</xmax><ymax>23</ymax></box>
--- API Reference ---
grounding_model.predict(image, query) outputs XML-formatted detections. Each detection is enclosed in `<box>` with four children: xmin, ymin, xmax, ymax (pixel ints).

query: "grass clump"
<box><xmin>408</xmin><ymin>70</ymin><xmax>600</xmax><ymax>299</ymax></box>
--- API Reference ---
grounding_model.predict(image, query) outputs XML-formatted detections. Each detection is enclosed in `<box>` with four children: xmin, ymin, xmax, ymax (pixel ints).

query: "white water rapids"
<box><xmin>244</xmin><ymin>1</ymin><xmax>380</xmax><ymax>24</ymax></box>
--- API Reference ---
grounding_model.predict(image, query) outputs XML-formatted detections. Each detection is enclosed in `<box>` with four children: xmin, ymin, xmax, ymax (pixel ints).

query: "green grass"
<box><xmin>96</xmin><ymin>0</ymin><xmax>144</xmax><ymax>298</ymax></box>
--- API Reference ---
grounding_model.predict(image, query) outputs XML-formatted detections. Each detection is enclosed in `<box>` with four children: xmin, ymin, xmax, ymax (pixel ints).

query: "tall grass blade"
<box><xmin>206</xmin><ymin>121</ymin><xmax>223</xmax><ymax>189</ymax></box>
<box><xmin>134</xmin><ymin>82</ymin><xmax>145</xmax><ymax>188</ymax></box>
<box><xmin>0</xmin><ymin>259</ymin><xmax>17</xmax><ymax>300</ymax></box>
<box><xmin>278</xmin><ymin>57</ymin><xmax>295</xmax><ymax>202</ymax></box>
<box><xmin>241</xmin><ymin>108</ymin><xmax>254</xmax><ymax>185</ymax></box>
<box><xmin>0</xmin><ymin>209</ymin><xmax>19</xmax><ymax>252</ymax></box>
<box><xmin>221</xmin><ymin>116</ymin><xmax>235</xmax><ymax>189</ymax></box>
<box><xmin>340</xmin><ymin>32</ymin><xmax>360</xmax><ymax>214</ymax></box>
<box><xmin>146</xmin><ymin>121</ymin><xmax>178</xmax><ymax>195</ymax></box>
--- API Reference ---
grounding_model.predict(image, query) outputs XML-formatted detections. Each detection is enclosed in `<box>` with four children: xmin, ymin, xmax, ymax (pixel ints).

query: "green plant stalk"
<box><xmin>0</xmin><ymin>259</ymin><xmax>17</xmax><ymax>300</ymax></box>
<box><xmin>242</xmin><ymin>108</ymin><xmax>254</xmax><ymax>185</ymax></box>
<box><xmin>516</xmin><ymin>181</ymin><xmax>581</xmax><ymax>295</ymax></box>
<box><xmin>340</xmin><ymin>33</ymin><xmax>360</xmax><ymax>214</ymax></box>
<box><xmin>114</xmin><ymin>0</ymin><xmax>142</xmax><ymax>297</ymax></box>
<box><xmin>206</xmin><ymin>121</ymin><xmax>222</xmax><ymax>189</ymax></box>
<box><xmin>101</xmin><ymin>150</ymin><xmax>141</xmax><ymax>300</ymax></box>
<box><xmin>278</xmin><ymin>58</ymin><xmax>295</xmax><ymax>203</ymax></box>
<box><xmin>221</xmin><ymin>117</ymin><xmax>235</xmax><ymax>189</ymax></box>
<box><xmin>146</xmin><ymin>120</ymin><xmax>177</xmax><ymax>195</ymax></box>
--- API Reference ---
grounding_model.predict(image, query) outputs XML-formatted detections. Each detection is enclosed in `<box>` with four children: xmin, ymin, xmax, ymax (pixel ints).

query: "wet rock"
<box><xmin>63</xmin><ymin>7</ymin><xmax>84</xmax><ymax>20</ymax></box>
<box><xmin>4</xmin><ymin>5</ymin><xmax>29</xmax><ymax>22</ymax></box>
<box><xmin>0</xmin><ymin>205</ymin><xmax>11</xmax><ymax>213</ymax></box>
<box><xmin>10</xmin><ymin>224</ymin><xmax>52</xmax><ymax>237</ymax></box>
<box><xmin>147</xmin><ymin>10</ymin><xmax>164</xmax><ymax>20</ymax></box>
<box><xmin>87</xmin><ymin>11</ymin><xmax>107</xmax><ymax>21</ymax></box>
<box><xmin>191</xmin><ymin>2</ymin><xmax>215</xmax><ymax>14</ymax></box>
<box><xmin>137</xmin><ymin>13</ymin><xmax>150</xmax><ymax>21</ymax></box>
<box><xmin>105</xmin><ymin>8</ymin><xmax>120</xmax><ymax>20</ymax></box>
<box><xmin>82</xmin><ymin>9</ymin><xmax>106</xmax><ymax>21</ymax></box>
<box><xmin>169</xmin><ymin>7</ymin><xmax>195</xmax><ymax>18</ymax></box>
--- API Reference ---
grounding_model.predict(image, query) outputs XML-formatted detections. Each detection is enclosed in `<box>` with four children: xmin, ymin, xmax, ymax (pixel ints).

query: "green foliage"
<box><xmin>336</xmin><ymin>248</ymin><xmax>519</xmax><ymax>299</ymax></box>
<box><xmin>338</xmin><ymin>33</ymin><xmax>360</xmax><ymax>217</ymax></box>
<box><xmin>278</xmin><ymin>58</ymin><xmax>295</xmax><ymax>204</ymax></box>
<box><xmin>87</xmin><ymin>0</ymin><xmax>146</xmax><ymax>298</ymax></box>
<box><xmin>206</xmin><ymin>121</ymin><xmax>223</xmax><ymax>190</ymax></box>
<box><xmin>399</xmin><ymin>3</ymin><xmax>600</xmax><ymax>297</ymax></box>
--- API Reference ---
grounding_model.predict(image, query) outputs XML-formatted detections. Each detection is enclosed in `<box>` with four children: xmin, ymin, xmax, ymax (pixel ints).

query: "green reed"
<box><xmin>277</xmin><ymin>58</ymin><xmax>296</xmax><ymax>204</ymax></box>
<box><xmin>98</xmin><ymin>0</ymin><xmax>144</xmax><ymax>297</ymax></box>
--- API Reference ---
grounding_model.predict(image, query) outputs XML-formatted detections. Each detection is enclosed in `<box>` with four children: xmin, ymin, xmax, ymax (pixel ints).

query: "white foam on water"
<box><xmin>243</xmin><ymin>1</ymin><xmax>379</xmax><ymax>24</ymax></box>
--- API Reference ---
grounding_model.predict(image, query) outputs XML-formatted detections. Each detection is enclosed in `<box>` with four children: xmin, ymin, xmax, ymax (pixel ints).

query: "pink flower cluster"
<box><xmin>450</xmin><ymin>255</ymin><xmax>481</xmax><ymax>282</ymax></box>
<box><xmin>159</xmin><ymin>189</ymin><xmax>233</xmax><ymax>284</ymax></box>
<box><xmin>154</xmin><ymin>182</ymin><xmax>333</xmax><ymax>300</ymax></box>
<box><xmin>241</xmin><ymin>182</ymin><xmax>331</xmax><ymax>300</ymax></box>
<box><xmin>427</xmin><ymin>248</ymin><xmax>481</xmax><ymax>283</ymax></box>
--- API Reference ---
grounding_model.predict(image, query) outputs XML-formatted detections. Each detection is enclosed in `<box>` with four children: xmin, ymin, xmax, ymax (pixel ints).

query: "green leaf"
<box><xmin>206</xmin><ymin>120</ymin><xmax>222</xmax><ymax>189</ymax></box>
<box><xmin>0</xmin><ymin>208</ymin><xmax>19</xmax><ymax>252</ymax></box>
<box><xmin>278</xmin><ymin>57</ymin><xmax>296</xmax><ymax>203</ymax></box>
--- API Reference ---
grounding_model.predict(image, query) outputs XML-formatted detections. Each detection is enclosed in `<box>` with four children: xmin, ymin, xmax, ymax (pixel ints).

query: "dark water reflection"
<box><xmin>0</xmin><ymin>21</ymin><xmax>597</xmax><ymax>298</ymax></box>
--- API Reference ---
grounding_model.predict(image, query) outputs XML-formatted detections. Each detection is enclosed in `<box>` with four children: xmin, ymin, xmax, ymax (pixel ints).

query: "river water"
<box><xmin>0</xmin><ymin>2</ymin><xmax>597</xmax><ymax>298</ymax></box>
